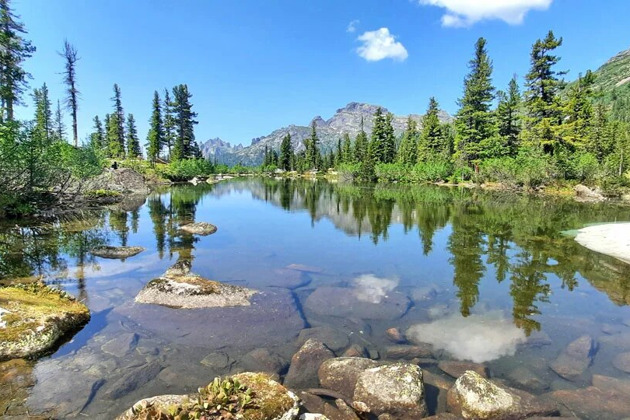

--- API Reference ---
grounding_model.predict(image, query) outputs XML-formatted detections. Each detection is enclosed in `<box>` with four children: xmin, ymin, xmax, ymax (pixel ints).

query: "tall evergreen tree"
<box><xmin>146</xmin><ymin>91</ymin><xmax>163</xmax><ymax>163</ymax></box>
<box><xmin>562</xmin><ymin>70</ymin><xmax>595</xmax><ymax>150</ymax></box>
<box><xmin>279</xmin><ymin>133</ymin><xmax>293</xmax><ymax>170</ymax></box>
<box><xmin>398</xmin><ymin>117</ymin><xmax>418</xmax><ymax>165</ymax></box>
<box><xmin>53</xmin><ymin>100</ymin><xmax>66</xmax><ymax>141</ymax></box>
<box><xmin>0</xmin><ymin>0</ymin><xmax>35</xmax><ymax>122</ymax></box>
<box><xmin>89</xmin><ymin>115</ymin><xmax>104</xmax><ymax>149</ymax></box>
<box><xmin>32</xmin><ymin>83</ymin><xmax>52</xmax><ymax>144</ymax></box>
<box><xmin>369</xmin><ymin>108</ymin><xmax>396</xmax><ymax>163</ymax></box>
<box><xmin>342</xmin><ymin>133</ymin><xmax>352</xmax><ymax>163</ymax></box>
<box><xmin>354</xmin><ymin>117</ymin><xmax>368</xmax><ymax>163</ymax></box>
<box><xmin>418</xmin><ymin>97</ymin><xmax>444</xmax><ymax>162</ymax></box>
<box><xmin>126</xmin><ymin>113</ymin><xmax>141</xmax><ymax>158</ymax></box>
<box><xmin>496</xmin><ymin>76</ymin><xmax>522</xmax><ymax>157</ymax></box>
<box><xmin>335</xmin><ymin>138</ymin><xmax>343</xmax><ymax>166</ymax></box>
<box><xmin>305</xmin><ymin>121</ymin><xmax>322</xmax><ymax>169</ymax></box>
<box><xmin>111</xmin><ymin>83</ymin><xmax>125</xmax><ymax>157</ymax></box>
<box><xmin>106</xmin><ymin>113</ymin><xmax>123</xmax><ymax>158</ymax></box>
<box><xmin>171</xmin><ymin>84</ymin><xmax>198</xmax><ymax>160</ymax></box>
<box><xmin>163</xmin><ymin>88</ymin><xmax>175</xmax><ymax>158</ymax></box>
<box><xmin>523</xmin><ymin>30</ymin><xmax>565</xmax><ymax>154</ymax></box>
<box><xmin>60</xmin><ymin>39</ymin><xmax>79</xmax><ymax>146</ymax></box>
<box><xmin>454</xmin><ymin>37</ymin><xmax>495</xmax><ymax>166</ymax></box>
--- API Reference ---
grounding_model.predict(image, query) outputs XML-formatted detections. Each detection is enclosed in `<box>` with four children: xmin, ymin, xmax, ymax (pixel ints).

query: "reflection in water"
<box><xmin>352</xmin><ymin>274</ymin><xmax>399</xmax><ymax>304</ymax></box>
<box><xmin>407</xmin><ymin>310</ymin><xmax>527</xmax><ymax>363</ymax></box>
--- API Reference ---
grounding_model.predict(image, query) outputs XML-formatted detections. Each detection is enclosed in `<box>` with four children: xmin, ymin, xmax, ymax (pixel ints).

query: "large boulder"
<box><xmin>284</xmin><ymin>339</ymin><xmax>335</xmax><ymax>390</ymax></box>
<box><xmin>544</xmin><ymin>386</ymin><xmax>630</xmax><ymax>419</ymax></box>
<box><xmin>85</xmin><ymin>167</ymin><xmax>149</xmax><ymax>195</ymax></box>
<box><xmin>549</xmin><ymin>335</ymin><xmax>596</xmax><ymax>382</ymax></box>
<box><xmin>117</xmin><ymin>372</ymin><xmax>299</xmax><ymax>420</ymax></box>
<box><xmin>0</xmin><ymin>283</ymin><xmax>90</xmax><ymax>361</ymax></box>
<box><xmin>135</xmin><ymin>269</ymin><xmax>257</xmax><ymax>309</ymax></box>
<box><xmin>91</xmin><ymin>245</ymin><xmax>144</xmax><ymax>259</ymax></box>
<box><xmin>352</xmin><ymin>362</ymin><xmax>428</xmax><ymax>419</ymax></box>
<box><xmin>447</xmin><ymin>371</ymin><xmax>558</xmax><ymax>419</ymax></box>
<box><xmin>318</xmin><ymin>357</ymin><xmax>379</xmax><ymax>398</ymax></box>
<box><xmin>574</xmin><ymin>184</ymin><xmax>605</xmax><ymax>202</ymax></box>
<box><xmin>297</xmin><ymin>327</ymin><xmax>350</xmax><ymax>353</ymax></box>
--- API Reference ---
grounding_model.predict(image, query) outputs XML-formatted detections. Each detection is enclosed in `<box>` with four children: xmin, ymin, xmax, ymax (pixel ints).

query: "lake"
<box><xmin>2</xmin><ymin>178</ymin><xmax>630</xmax><ymax>418</ymax></box>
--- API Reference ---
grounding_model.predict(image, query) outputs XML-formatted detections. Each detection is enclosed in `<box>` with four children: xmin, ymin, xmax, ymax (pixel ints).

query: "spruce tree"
<box><xmin>398</xmin><ymin>117</ymin><xmax>418</xmax><ymax>165</ymax></box>
<box><xmin>368</xmin><ymin>108</ymin><xmax>385</xmax><ymax>163</ymax></box>
<box><xmin>335</xmin><ymin>138</ymin><xmax>343</xmax><ymax>166</ymax></box>
<box><xmin>32</xmin><ymin>83</ymin><xmax>52</xmax><ymax>144</ymax></box>
<box><xmin>147</xmin><ymin>91</ymin><xmax>163</xmax><ymax>163</ymax></box>
<box><xmin>523</xmin><ymin>30</ymin><xmax>565</xmax><ymax>154</ymax></box>
<box><xmin>279</xmin><ymin>133</ymin><xmax>293</xmax><ymax>170</ymax></box>
<box><xmin>342</xmin><ymin>133</ymin><xmax>352</xmax><ymax>163</ymax></box>
<box><xmin>126</xmin><ymin>114</ymin><xmax>141</xmax><ymax>158</ymax></box>
<box><xmin>111</xmin><ymin>84</ymin><xmax>125</xmax><ymax>157</ymax></box>
<box><xmin>418</xmin><ymin>97</ymin><xmax>443</xmax><ymax>162</ymax></box>
<box><xmin>0</xmin><ymin>0</ymin><xmax>35</xmax><ymax>122</ymax></box>
<box><xmin>89</xmin><ymin>115</ymin><xmax>104</xmax><ymax>149</ymax></box>
<box><xmin>60</xmin><ymin>40</ymin><xmax>79</xmax><ymax>146</ymax></box>
<box><xmin>563</xmin><ymin>70</ymin><xmax>595</xmax><ymax>150</ymax></box>
<box><xmin>354</xmin><ymin>118</ymin><xmax>368</xmax><ymax>163</ymax></box>
<box><xmin>106</xmin><ymin>113</ymin><xmax>124</xmax><ymax>158</ymax></box>
<box><xmin>305</xmin><ymin>121</ymin><xmax>321</xmax><ymax>169</ymax></box>
<box><xmin>171</xmin><ymin>84</ymin><xmax>198</xmax><ymax>160</ymax></box>
<box><xmin>53</xmin><ymin>100</ymin><xmax>66</xmax><ymax>141</ymax></box>
<box><xmin>454</xmin><ymin>37</ymin><xmax>495</xmax><ymax>166</ymax></box>
<box><xmin>383</xmin><ymin>112</ymin><xmax>396</xmax><ymax>162</ymax></box>
<box><xmin>496</xmin><ymin>76</ymin><xmax>522</xmax><ymax>157</ymax></box>
<box><xmin>163</xmin><ymin>89</ymin><xmax>175</xmax><ymax>158</ymax></box>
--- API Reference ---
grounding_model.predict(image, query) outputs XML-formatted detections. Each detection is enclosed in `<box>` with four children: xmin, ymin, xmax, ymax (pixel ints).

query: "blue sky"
<box><xmin>13</xmin><ymin>0</ymin><xmax>630</xmax><ymax>147</ymax></box>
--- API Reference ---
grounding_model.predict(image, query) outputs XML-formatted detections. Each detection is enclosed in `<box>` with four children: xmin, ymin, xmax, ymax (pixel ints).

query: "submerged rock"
<box><xmin>240</xmin><ymin>348</ymin><xmax>288</xmax><ymax>376</ymax></box>
<box><xmin>353</xmin><ymin>362</ymin><xmax>428</xmax><ymax>419</ymax></box>
<box><xmin>447</xmin><ymin>371</ymin><xmax>558</xmax><ymax>419</ymax></box>
<box><xmin>544</xmin><ymin>386</ymin><xmax>630</xmax><ymax>419</ymax></box>
<box><xmin>0</xmin><ymin>283</ymin><xmax>90</xmax><ymax>361</ymax></box>
<box><xmin>549</xmin><ymin>335</ymin><xmax>596</xmax><ymax>382</ymax></box>
<box><xmin>318</xmin><ymin>357</ymin><xmax>379</xmax><ymax>398</ymax></box>
<box><xmin>179</xmin><ymin>222</ymin><xmax>218</xmax><ymax>236</ymax></box>
<box><xmin>117</xmin><ymin>372</ymin><xmax>299</xmax><ymax>420</ymax></box>
<box><xmin>297</xmin><ymin>326</ymin><xmax>350</xmax><ymax>353</ymax></box>
<box><xmin>135</xmin><ymin>268</ymin><xmax>257</xmax><ymax>309</ymax></box>
<box><xmin>438</xmin><ymin>361</ymin><xmax>489</xmax><ymax>379</ymax></box>
<box><xmin>91</xmin><ymin>245</ymin><xmax>144</xmax><ymax>259</ymax></box>
<box><xmin>105</xmin><ymin>361</ymin><xmax>163</xmax><ymax>400</ymax></box>
<box><xmin>612</xmin><ymin>351</ymin><xmax>630</xmax><ymax>373</ymax></box>
<box><xmin>385</xmin><ymin>327</ymin><xmax>407</xmax><ymax>344</ymax></box>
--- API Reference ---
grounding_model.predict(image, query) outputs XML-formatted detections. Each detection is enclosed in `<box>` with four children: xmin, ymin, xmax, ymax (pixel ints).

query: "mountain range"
<box><xmin>200</xmin><ymin>102</ymin><xmax>452</xmax><ymax>166</ymax></box>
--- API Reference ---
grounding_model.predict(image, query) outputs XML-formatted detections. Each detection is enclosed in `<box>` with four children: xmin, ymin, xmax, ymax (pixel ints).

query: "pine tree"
<box><xmin>171</xmin><ymin>84</ymin><xmax>198</xmax><ymax>160</ymax></box>
<box><xmin>0</xmin><ymin>0</ymin><xmax>35</xmax><ymax>122</ymax></box>
<box><xmin>111</xmin><ymin>83</ymin><xmax>125</xmax><ymax>157</ymax></box>
<box><xmin>53</xmin><ymin>100</ymin><xmax>66</xmax><ymax>141</ymax></box>
<box><xmin>496</xmin><ymin>76</ymin><xmax>522</xmax><ymax>157</ymax></box>
<box><xmin>163</xmin><ymin>89</ymin><xmax>175</xmax><ymax>158</ymax></box>
<box><xmin>60</xmin><ymin>40</ymin><xmax>79</xmax><ymax>146</ymax></box>
<box><xmin>342</xmin><ymin>133</ymin><xmax>352</xmax><ymax>163</ymax></box>
<box><xmin>418</xmin><ymin>97</ymin><xmax>444</xmax><ymax>162</ymax></box>
<box><xmin>398</xmin><ymin>117</ymin><xmax>418</xmax><ymax>165</ymax></box>
<box><xmin>32</xmin><ymin>83</ymin><xmax>52</xmax><ymax>144</ymax></box>
<box><xmin>335</xmin><ymin>138</ymin><xmax>343</xmax><ymax>166</ymax></box>
<box><xmin>305</xmin><ymin>121</ymin><xmax>321</xmax><ymax>169</ymax></box>
<box><xmin>126</xmin><ymin>114</ymin><xmax>141</xmax><ymax>158</ymax></box>
<box><xmin>523</xmin><ymin>30</ymin><xmax>565</xmax><ymax>154</ymax></box>
<box><xmin>454</xmin><ymin>37</ymin><xmax>495</xmax><ymax>166</ymax></box>
<box><xmin>279</xmin><ymin>133</ymin><xmax>293</xmax><ymax>170</ymax></box>
<box><xmin>562</xmin><ymin>70</ymin><xmax>595</xmax><ymax>150</ymax></box>
<box><xmin>354</xmin><ymin>118</ymin><xmax>368</xmax><ymax>163</ymax></box>
<box><xmin>588</xmin><ymin>103</ymin><xmax>613</xmax><ymax>162</ymax></box>
<box><xmin>106</xmin><ymin>113</ymin><xmax>124</xmax><ymax>158</ymax></box>
<box><xmin>89</xmin><ymin>115</ymin><xmax>104</xmax><ymax>149</ymax></box>
<box><xmin>146</xmin><ymin>91</ymin><xmax>163</xmax><ymax>163</ymax></box>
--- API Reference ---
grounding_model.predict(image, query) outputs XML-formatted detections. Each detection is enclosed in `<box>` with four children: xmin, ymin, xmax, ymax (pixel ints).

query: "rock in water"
<box><xmin>116</xmin><ymin>372</ymin><xmax>300</xmax><ymax>420</ymax></box>
<box><xmin>284</xmin><ymin>339</ymin><xmax>334</xmax><ymax>390</ymax></box>
<box><xmin>447</xmin><ymin>371</ymin><xmax>558</xmax><ymax>419</ymax></box>
<box><xmin>612</xmin><ymin>352</ymin><xmax>630</xmax><ymax>373</ymax></box>
<box><xmin>385</xmin><ymin>327</ymin><xmax>407</xmax><ymax>344</ymax></box>
<box><xmin>353</xmin><ymin>363</ymin><xmax>428</xmax><ymax>419</ymax></box>
<box><xmin>105</xmin><ymin>361</ymin><xmax>163</xmax><ymax>400</ymax></box>
<box><xmin>549</xmin><ymin>335</ymin><xmax>596</xmax><ymax>382</ymax></box>
<box><xmin>0</xmin><ymin>283</ymin><xmax>90</xmax><ymax>361</ymax></box>
<box><xmin>178</xmin><ymin>222</ymin><xmax>217</xmax><ymax>236</ymax></box>
<box><xmin>91</xmin><ymin>245</ymin><xmax>144</xmax><ymax>259</ymax></box>
<box><xmin>318</xmin><ymin>357</ymin><xmax>379</xmax><ymax>398</ymax></box>
<box><xmin>574</xmin><ymin>184</ymin><xmax>605</xmax><ymax>202</ymax></box>
<box><xmin>135</xmin><ymin>269</ymin><xmax>256</xmax><ymax>309</ymax></box>
<box><xmin>544</xmin><ymin>386</ymin><xmax>630</xmax><ymax>419</ymax></box>
<box><xmin>438</xmin><ymin>361</ymin><xmax>489</xmax><ymax>379</ymax></box>
<box><xmin>297</xmin><ymin>326</ymin><xmax>349</xmax><ymax>353</ymax></box>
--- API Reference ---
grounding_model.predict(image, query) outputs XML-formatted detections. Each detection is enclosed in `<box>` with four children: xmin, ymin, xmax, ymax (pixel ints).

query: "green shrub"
<box><xmin>159</xmin><ymin>158</ymin><xmax>214</xmax><ymax>181</ymax></box>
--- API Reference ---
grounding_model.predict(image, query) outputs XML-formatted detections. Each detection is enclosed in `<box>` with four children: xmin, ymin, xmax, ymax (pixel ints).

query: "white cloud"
<box><xmin>406</xmin><ymin>310</ymin><xmax>526</xmax><ymax>362</ymax></box>
<box><xmin>347</xmin><ymin>19</ymin><xmax>359</xmax><ymax>33</ymax></box>
<box><xmin>418</xmin><ymin>0</ymin><xmax>553</xmax><ymax>27</ymax></box>
<box><xmin>356</xmin><ymin>28</ymin><xmax>409</xmax><ymax>62</ymax></box>
<box><xmin>352</xmin><ymin>274</ymin><xmax>399</xmax><ymax>303</ymax></box>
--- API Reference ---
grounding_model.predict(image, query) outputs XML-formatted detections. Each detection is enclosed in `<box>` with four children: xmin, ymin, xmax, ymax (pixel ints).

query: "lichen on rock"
<box><xmin>0</xmin><ymin>282</ymin><xmax>90</xmax><ymax>361</ymax></box>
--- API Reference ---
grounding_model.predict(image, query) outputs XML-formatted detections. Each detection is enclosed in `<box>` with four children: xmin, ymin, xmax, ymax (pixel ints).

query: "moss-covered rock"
<box><xmin>116</xmin><ymin>372</ymin><xmax>299</xmax><ymax>420</ymax></box>
<box><xmin>0</xmin><ymin>283</ymin><xmax>90</xmax><ymax>361</ymax></box>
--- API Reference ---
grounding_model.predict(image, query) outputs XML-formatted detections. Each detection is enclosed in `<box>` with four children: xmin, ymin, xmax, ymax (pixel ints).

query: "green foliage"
<box><xmin>480</xmin><ymin>147</ymin><xmax>553</xmax><ymax>188</ymax></box>
<box><xmin>279</xmin><ymin>133</ymin><xmax>293</xmax><ymax>170</ymax></box>
<box><xmin>146</xmin><ymin>91</ymin><xmax>163</xmax><ymax>163</ymax></box>
<box><xmin>375</xmin><ymin>161</ymin><xmax>453</xmax><ymax>184</ymax></box>
<box><xmin>158</xmin><ymin>158</ymin><xmax>214</xmax><ymax>181</ymax></box>
<box><xmin>369</xmin><ymin>108</ymin><xmax>396</xmax><ymax>164</ymax></box>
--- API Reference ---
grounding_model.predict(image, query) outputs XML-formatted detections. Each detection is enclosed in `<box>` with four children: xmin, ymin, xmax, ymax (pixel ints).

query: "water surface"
<box><xmin>2</xmin><ymin>178</ymin><xmax>630</xmax><ymax>418</ymax></box>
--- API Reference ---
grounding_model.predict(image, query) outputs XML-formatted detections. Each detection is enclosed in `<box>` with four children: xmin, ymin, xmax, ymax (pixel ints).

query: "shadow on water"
<box><xmin>52</xmin><ymin>308</ymin><xmax>112</xmax><ymax>358</ymax></box>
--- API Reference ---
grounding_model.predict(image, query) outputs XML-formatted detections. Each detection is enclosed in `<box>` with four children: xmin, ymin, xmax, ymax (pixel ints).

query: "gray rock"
<box><xmin>422</xmin><ymin>370</ymin><xmax>455</xmax><ymax>391</ymax></box>
<box><xmin>385</xmin><ymin>327</ymin><xmax>407</xmax><ymax>344</ymax></box>
<box><xmin>342</xmin><ymin>344</ymin><xmax>368</xmax><ymax>358</ymax></box>
<box><xmin>318</xmin><ymin>357</ymin><xmax>379</xmax><ymax>398</ymax></box>
<box><xmin>178</xmin><ymin>222</ymin><xmax>217</xmax><ymax>236</ymax></box>
<box><xmin>384</xmin><ymin>344</ymin><xmax>432</xmax><ymax>360</ymax></box>
<box><xmin>255</xmin><ymin>268</ymin><xmax>311</xmax><ymax>289</ymax></box>
<box><xmin>592</xmin><ymin>374</ymin><xmax>630</xmax><ymax>396</ymax></box>
<box><xmin>284</xmin><ymin>339</ymin><xmax>334</xmax><ymax>390</ymax></box>
<box><xmin>447</xmin><ymin>371</ymin><xmax>558</xmax><ymax>419</ymax></box>
<box><xmin>200</xmin><ymin>352</ymin><xmax>231</xmax><ymax>370</ymax></box>
<box><xmin>298</xmin><ymin>391</ymin><xmax>327</xmax><ymax>414</ymax></box>
<box><xmin>507</xmin><ymin>366</ymin><xmax>548</xmax><ymax>392</ymax></box>
<box><xmin>91</xmin><ymin>246</ymin><xmax>144</xmax><ymax>259</ymax></box>
<box><xmin>105</xmin><ymin>361</ymin><xmax>163</xmax><ymax>399</ymax></box>
<box><xmin>549</xmin><ymin>335</ymin><xmax>596</xmax><ymax>381</ymax></box>
<box><xmin>410</xmin><ymin>286</ymin><xmax>438</xmax><ymax>303</ymax></box>
<box><xmin>353</xmin><ymin>363</ymin><xmax>428</xmax><ymax>419</ymax></box>
<box><xmin>298</xmin><ymin>327</ymin><xmax>350</xmax><ymax>353</ymax></box>
<box><xmin>304</xmin><ymin>287</ymin><xmax>410</xmax><ymax>321</ymax></box>
<box><xmin>324</xmin><ymin>399</ymin><xmax>360</xmax><ymax>420</ymax></box>
<box><xmin>438</xmin><ymin>361</ymin><xmax>489</xmax><ymax>379</ymax></box>
<box><xmin>101</xmin><ymin>333</ymin><xmax>138</xmax><ymax>358</ymax></box>
<box><xmin>544</xmin><ymin>386</ymin><xmax>630</xmax><ymax>419</ymax></box>
<box><xmin>84</xmin><ymin>167</ymin><xmax>149</xmax><ymax>195</ymax></box>
<box><xmin>612</xmin><ymin>352</ymin><xmax>630</xmax><ymax>373</ymax></box>
<box><xmin>240</xmin><ymin>348</ymin><xmax>287</xmax><ymax>375</ymax></box>
<box><xmin>574</xmin><ymin>184</ymin><xmax>605</xmax><ymax>202</ymax></box>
